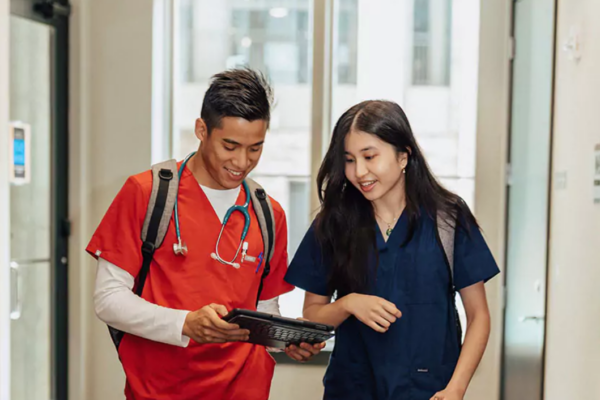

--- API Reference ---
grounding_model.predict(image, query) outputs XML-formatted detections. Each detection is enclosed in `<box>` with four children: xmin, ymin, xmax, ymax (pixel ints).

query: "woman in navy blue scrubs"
<box><xmin>285</xmin><ymin>100</ymin><xmax>500</xmax><ymax>400</ymax></box>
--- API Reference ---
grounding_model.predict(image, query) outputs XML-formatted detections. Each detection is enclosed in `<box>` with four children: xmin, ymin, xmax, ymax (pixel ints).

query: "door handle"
<box><xmin>10</xmin><ymin>261</ymin><xmax>22</xmax><ymax>320</ymax></box>
<box><xmin>519</xmin><ymin>315</ymin><xmax>545</xmax><ymax>322</ymax></box>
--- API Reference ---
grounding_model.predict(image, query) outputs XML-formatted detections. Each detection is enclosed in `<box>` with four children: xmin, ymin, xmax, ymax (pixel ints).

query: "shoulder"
<box><xmin>115</xmin><ymin>169</ymin><xmax>153</xmax><ymax>208</ymax></box>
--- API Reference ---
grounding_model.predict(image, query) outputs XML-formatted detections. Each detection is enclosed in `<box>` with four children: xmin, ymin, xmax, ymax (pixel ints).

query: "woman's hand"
<box><xmin>430</xmin><ymin>387</ymin><xmax>465</xmax><ymax>400</ymax></box>
<box><xmin>343</xmin><ymin>293</ymin><xmax>402</xmax><ymax>332</ymax></box>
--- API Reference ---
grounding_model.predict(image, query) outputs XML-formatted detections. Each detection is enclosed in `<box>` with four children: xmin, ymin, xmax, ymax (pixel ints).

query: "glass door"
<box><xmin>501</xmin><ymin>0</ymin><xmax>556</xmax><ymax>398</ymax></box>
<box><xmin>9</xmin><ymin>1</ymin><xmax>69</xmax><ymax>399</ymax></box>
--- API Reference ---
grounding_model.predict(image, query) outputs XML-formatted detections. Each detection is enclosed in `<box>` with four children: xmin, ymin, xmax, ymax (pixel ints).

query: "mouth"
<box><xmin>225</xmin><ymin>167</ymin><xmax>245</xmax><ymax>180</ymax></box>
<box><xmin>358</xmin><ymin>180</ymin><xmax>377</xmax><ymax>192</ymax></box>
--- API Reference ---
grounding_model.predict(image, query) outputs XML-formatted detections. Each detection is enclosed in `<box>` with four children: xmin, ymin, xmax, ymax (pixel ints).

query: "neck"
<box><xmin>372</xmin><ymin>179</ymin><xmax>406</xmax><ymax>221</ymax></box>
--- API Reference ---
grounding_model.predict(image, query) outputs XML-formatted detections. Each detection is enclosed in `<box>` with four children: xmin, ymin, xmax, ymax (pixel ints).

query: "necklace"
<box><xmin>375</xmin><ymin>212</ymin><xmax>400</xmax><ymax>237</ymax></box>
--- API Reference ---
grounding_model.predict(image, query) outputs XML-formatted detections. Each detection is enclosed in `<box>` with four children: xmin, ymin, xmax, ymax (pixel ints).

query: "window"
<box><xmin>171</xmin><ymin>0</ymin><xmax>480</xmax><ymax>341</ymax></box>
<box><xmin>412</xmin><ymin>0</ymin><xmax>452</xmax><ymax>86</ymax></box>
<box><xmin>171</xmin><ymin>0</ymin><xmax>313</xmax><ymax>314</ymax></box>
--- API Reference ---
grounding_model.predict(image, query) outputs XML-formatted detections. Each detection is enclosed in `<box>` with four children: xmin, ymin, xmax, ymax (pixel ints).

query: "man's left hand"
<box><xmin>285</xmin><ymin>342</ymin><xmax>326</xmax><ymax>363</ymax></box>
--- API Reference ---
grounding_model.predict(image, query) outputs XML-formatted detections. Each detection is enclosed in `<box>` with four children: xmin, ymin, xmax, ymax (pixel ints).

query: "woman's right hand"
<box><xmin>343</xmin><ymin>294</ymin><xmax>402</xmax><ymax>333</ymax></box>
<box><xmin>182</xmin><ymin>304</ymin><xmax>250</xmax><ymax>344</ymax></box>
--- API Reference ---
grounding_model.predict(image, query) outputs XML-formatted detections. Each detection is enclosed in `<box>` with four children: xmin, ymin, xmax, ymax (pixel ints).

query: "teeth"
<box><xmin>226</xmin><ymin>168</ymin><xmax>242</xmax><ymax>176</ymax></box>
<box><xmin>360</xmin><ymin>181</ymin><xmax>376</xmax><ymax>187</ymax></box>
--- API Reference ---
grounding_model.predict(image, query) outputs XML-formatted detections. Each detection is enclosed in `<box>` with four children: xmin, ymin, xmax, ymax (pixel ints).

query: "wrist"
<box><xmin>446</xmin><ymin>382</ymin><xmax>467</xmax><ymax>396</ymax></box>
<box><xmin>340</xmin><ymin>293</ymin><xmax>356</xmax><ymax>315</ymax></box>
<box><xmin>182</xmin><ymin>312</ymin><xmax>193</xmax><ymax>337</ymax></box>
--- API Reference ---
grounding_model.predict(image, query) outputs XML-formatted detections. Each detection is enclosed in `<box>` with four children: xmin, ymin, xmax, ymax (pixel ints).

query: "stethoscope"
<box><xmin>173</xmin><ymin>152</ymin><xmax>251</xmax><ymax>269</ymax></box>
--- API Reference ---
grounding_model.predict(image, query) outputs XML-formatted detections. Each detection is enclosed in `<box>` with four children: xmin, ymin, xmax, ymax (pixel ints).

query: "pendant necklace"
<box><xmin>375</xmin><ymin>212</ymin><xmax>399</xmax><ymax>237</ymax></box>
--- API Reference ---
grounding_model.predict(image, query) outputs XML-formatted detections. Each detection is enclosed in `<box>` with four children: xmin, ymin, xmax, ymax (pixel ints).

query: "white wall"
<box><xmin>544</xmin><ymin>1</ymin><xmax>600</xmax><ymax>398</ymax></box>
<box><xmin>69</xmin><ymin>0</ymin><xmax>154</xmax><ymax>399</ymax></box>
<box><xmin>0</xmin><ymin>0</ymin><xmax>11</xmax><ymax>398</ymax></box>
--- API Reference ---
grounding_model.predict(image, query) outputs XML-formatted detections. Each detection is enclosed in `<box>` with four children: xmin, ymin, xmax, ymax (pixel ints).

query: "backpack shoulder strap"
<box><xmin>109</xmin><ymin>159</ymin><xmax>179</xmax><ymax>350</ymax></box>
<box><xmin>436</xmin><ymin>209</ymin><xmax>462</xmax><ymax>347</ymax></box>
<box><xmin>436</xmin><ymin>210</ymin><xmax>457</xmax><ymax>290</ymax></box>
<box><xmin>136</xmin><ymin>159</ymin><xmax>179</xmax><ymax>296</ymax></box>
<box><xmin>245</xmin><ymin>178</ymin><xmax>276</xmax><ymax>305</ymax></box>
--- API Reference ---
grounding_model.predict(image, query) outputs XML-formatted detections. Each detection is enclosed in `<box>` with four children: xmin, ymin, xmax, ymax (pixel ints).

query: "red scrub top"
<box><xmin>86</xmin><ymin>164</ymin><xmax>294</xmax><ymax>400</ymax></box>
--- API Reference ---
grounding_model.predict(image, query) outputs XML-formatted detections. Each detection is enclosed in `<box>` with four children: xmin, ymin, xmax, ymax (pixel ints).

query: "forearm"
<box><xmin>303</xmin><ymin>294</ymin><xmax>353</xmax><ymax>328</ymax></box>
<box><xmin>94</xmin><ymin>258</ymin><xmax>191</xmax><ymax>347</ymax></box>
<box><xmin>446</xmin><ymin>312</ymin><xmax>491</xmax><ymax>395</ymax></box>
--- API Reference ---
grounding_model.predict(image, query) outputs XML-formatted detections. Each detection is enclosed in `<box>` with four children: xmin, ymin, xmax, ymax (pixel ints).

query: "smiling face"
<box><xmin>195</xmin><ymin>116</ymin><xmax>267</xmax><ymax>190</ymax></box>
<box><xmin>344</xmin><ymin>129</ymin><xmax>408</xmax><ymax>202</ymax></box>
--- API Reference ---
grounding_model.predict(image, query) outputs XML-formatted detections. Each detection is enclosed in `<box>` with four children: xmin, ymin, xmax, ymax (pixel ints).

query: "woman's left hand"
<box><xmin>430</xmin><ymin>387</ymin><xmax>465</xmax><ymax>400</ymax></box>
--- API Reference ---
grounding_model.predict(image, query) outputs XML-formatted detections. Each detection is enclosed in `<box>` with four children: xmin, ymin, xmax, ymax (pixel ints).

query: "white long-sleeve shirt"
<box><xmin>93</xmin><ymin>183</ymin><xmax>281</xmax><ymax>347</ymax></box>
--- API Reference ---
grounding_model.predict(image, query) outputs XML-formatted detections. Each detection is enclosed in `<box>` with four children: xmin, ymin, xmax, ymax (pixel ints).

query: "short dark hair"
<box><xmin>200</xmin><ymin>68</ymin><xmax>273</xmax><ymax>134</ymax></box>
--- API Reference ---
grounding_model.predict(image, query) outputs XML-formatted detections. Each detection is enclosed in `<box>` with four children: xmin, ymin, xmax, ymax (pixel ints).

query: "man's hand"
<box><xmin>284</xmin><ymin>342</ymin><xmax>326</xmax><ymax>363</ymax></box>
<box><xmin>183</xmin><ymin>304</ymin><xmax>250</xmax><ymax>344</ymax></box>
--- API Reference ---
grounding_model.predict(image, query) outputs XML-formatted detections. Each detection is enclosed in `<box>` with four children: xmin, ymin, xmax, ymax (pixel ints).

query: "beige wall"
<box><xmin>544</xmin><ymin>0</ymin><xmax>600</xmax><ymax>398</ymax></box>
<box><xmin>0</xmin><ymin>0</ymin><xmax>11</xmax><ymax>398</ymax></box>
<box><xmin>466</xmin><ymin>0</ymin><xmax>512</xmax><ymax>399</ymax></box>
<box><xmin>67</xmin><ymin>1</ymin><xmax>511</xmax><ymax>400</ymax></box>
<box><xmin>69</xmin><ymin>0</ymin><xmax>154</xmax><ymax>398</ymax></box>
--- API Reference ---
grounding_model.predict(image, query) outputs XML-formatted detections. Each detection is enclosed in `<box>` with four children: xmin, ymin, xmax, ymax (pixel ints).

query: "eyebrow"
<box><xmin>223</xmin><ymin>138</ymin><xmax>265</xmax><ymax>147</ymax></box>
<box><xmin>344</xmin><ymin>146</ymin><xmax>377</xmax><ymax>155</ymax></box>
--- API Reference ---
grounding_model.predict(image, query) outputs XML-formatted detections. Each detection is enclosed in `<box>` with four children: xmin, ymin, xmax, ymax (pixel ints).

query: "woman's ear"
<box><xmin>398</xmin><ymin>151</ymin><xmax>409</xmax><ymax>170</ymax></box>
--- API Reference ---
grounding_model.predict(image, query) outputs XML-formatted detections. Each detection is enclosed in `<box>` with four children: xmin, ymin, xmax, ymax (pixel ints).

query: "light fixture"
<box><xmin>269</xmin><ymin>7</ymin><xmax>289</xmax><ymax>18</ymax></box>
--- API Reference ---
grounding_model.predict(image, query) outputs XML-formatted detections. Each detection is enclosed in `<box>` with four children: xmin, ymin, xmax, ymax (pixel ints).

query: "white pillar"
<box><xmin>0</xmin><ymin>0</ymin><xmax>11</xmax><ymax>398</ymax></box>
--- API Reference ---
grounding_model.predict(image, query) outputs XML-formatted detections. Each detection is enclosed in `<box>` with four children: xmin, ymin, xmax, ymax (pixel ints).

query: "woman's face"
<box><xmin>344</xmin><ymin>129</ymin><xmax>408</xmax><ymax>202</ymax></box>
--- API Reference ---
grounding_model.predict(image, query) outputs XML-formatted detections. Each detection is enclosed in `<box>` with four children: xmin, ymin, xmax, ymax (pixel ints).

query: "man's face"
<box><xmin>196</xmin><ymin>116</ymin><xmax>267</xmax><ymax>190</ymax></box>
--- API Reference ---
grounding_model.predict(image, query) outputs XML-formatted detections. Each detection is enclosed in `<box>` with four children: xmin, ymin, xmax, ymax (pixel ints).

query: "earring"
<box><xmin>402</xmin><ymin>168</ymin><xmax>406</xmax><ymax>174</ymax></box>
<box><xmin>342</xmin><ymin>181</ymin><xmax>347</xmax><ymax>191</ymax></box>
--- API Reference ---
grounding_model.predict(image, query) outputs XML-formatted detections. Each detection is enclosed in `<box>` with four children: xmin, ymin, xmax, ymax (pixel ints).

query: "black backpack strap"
<box><xmin>108</xmin><ymin>159</ymin><xmax>179</xmax><ymax>350</ymax></box>
<box><xmin>246</xmin><ymin>178</ymin><xmax>276</xmax><ymax>306</ymax></box>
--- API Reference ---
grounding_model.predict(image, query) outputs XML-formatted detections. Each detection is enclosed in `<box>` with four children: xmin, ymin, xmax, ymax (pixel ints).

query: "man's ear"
<box><xmin>195</xmin><ymin>118</ymin><xmax>208</xmax><ymax>142</ymax></box>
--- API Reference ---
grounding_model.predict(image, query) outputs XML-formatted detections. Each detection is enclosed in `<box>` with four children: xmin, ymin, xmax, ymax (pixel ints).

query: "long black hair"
<box><xmin>315</xmin><ymin>100</ymin><xmax>478</xmax><ymax>297</ymax></box>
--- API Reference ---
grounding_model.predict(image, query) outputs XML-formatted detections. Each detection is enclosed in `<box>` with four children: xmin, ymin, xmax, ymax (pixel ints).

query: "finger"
<box><xmin>299</xmin><ymin>342</ymin><xmax>321</xmax><ymax>355</ymax></box>
<box><xmin>372</xmin><ymin>315</ymin><xmax>391</xmax><ymax>329</ymax></box>
<box><xmin>203</xmin><ymin>327</ymin><xmax>249</xmax><ymax>341</ymax></box>
<box><xmin>381</xmin><ymin>301</ymin><xmax>402</xmax><ymax>318</ymax></box>
<box><xmin>289</xmin><ymin>347</ymin><xmax>312</xmax><ymax>359</ymax></box>
<box><xmin>209</xmin><ymin>304</ymin><xmax>229</xmax><ymax>317</ymax></box>
<box><xmin>376</xmin><ymin>308</ymin><xmax>397</xmax><ymax>324</ymax></box>
<box><xmin>285</xmin><ymin>347</ymin><xmax>305</xmax><ymax>362</ymax></box>
<box><xmin>368</xmin><ymin>320</ymin><xmax>387</xmax><ymax>333</ymax></box>
<box><xmin>208</xmin><ymin>313</ymin><xmax>241</xmax><ymax>331</ymax></box>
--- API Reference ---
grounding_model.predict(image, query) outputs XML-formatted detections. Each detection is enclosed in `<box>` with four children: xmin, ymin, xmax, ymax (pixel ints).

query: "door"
<box><xmin>501</xmin><ymin>0</ymin><xmax>556</xmax><ymax>399</ymax></box>
<box><xmin>9</xmin><ymin>1</ymin><xmax>69</xmax><ymax>399</ymax></box>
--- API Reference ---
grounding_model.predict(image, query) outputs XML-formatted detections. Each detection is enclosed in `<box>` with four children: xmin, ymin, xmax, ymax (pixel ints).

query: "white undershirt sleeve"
<box><xmin>94</xmin><ymin>257</ymin><xmax>191</xmax><ymax>347</ymax></box>
<box><xmin>94</xmin><ymin>258</ymin><xmax>282</xmax><ymax>348</ymax></box>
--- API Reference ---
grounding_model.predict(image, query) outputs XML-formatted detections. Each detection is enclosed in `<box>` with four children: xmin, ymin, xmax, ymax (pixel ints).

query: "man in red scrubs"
<box><xmin>87</xmin><ymin>69</ymin><xmax>324</xmax><ymax>400</ymax></box>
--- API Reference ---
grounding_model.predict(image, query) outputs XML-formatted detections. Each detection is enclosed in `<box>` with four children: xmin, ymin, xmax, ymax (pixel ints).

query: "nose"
<box><xmin>231</xmin><ymin>150</ymin><xmax>250</xmax><ymax>170</ymax></box>
<box><xmin>355</xmin><ymin>158</ymin><xmax>369</xmax><ymax>179</ymax></box>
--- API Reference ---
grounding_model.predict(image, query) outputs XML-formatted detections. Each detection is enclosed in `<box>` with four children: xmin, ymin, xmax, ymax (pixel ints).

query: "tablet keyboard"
<box><xmin>244</xmin><ymin>319</ymin><xmax>331</xmax><ymax>344</ymax></box>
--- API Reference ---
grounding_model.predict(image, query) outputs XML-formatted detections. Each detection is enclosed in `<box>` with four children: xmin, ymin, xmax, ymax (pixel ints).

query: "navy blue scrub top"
<box><xmin>285</xmin><ymin>211</ymin><xmax>500</xmax><ymax>400</ymax></box>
